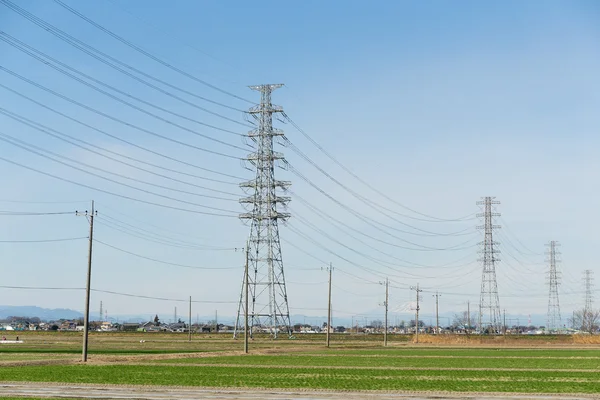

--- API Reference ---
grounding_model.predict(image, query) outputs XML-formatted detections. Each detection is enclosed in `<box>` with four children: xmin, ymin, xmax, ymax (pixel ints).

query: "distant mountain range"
<box><xmin>0</xmin><ymin>306</ymin><xmax>83</xmax><ymax>320</ymax></box>
<box><xmin>0</xmin><ymin>305</ymin><xmax>550</xmax><ymax>327</ymax></box>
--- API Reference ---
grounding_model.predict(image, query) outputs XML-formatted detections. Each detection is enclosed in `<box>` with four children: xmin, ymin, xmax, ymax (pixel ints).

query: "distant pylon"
<box><xmin>546</xmin><ymin>241</ymin><xmax>561</xmax><ymax>332</ymax></box>
<box><xmin>584</xmin><ymin>269</ymin><xmax>594</xmax><ymax>313</ymax></box>
<box><xmin>477</xmin><ymin>196</ymin><xmax>501</xmax><ymax>333</ymax></box>
<box><xmin>234</xmin><ymin>84</ymin><xmax>292</xmax><ymax>339</ymax></box>
<box><xmin>99</xmin><ymin>301</ymin><xmax>103</xmax><ymax>322</ymax></box>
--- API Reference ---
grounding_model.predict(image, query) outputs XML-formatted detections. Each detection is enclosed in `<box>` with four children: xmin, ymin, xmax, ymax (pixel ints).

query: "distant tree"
<box><xmin>370</xmin><ymin>320</ymin><xmax>383</xmax><ymax>328</ymax></box>
<box><xmin>51</xmin><ymin>325</ymin><xmax>59</xmax><ymax>331</ymax></box>
<box><xmin>399</xmin><ymin>320</ymin><xmax>406</xmax><ymax>328</ymax></box>
<box><xmin>335</xmin><ymin>326</ymin><xmax>345</xmax><ymax>333</ymax></box>
<box><xmin>569</xmin><ymin>308</ymin><xmax>600</xmax><ymax>334</ymax></box>
<box><xmin>154</xmin><ymin>315</ymin><xmax>160</xmax><ymax>325</ymax></box>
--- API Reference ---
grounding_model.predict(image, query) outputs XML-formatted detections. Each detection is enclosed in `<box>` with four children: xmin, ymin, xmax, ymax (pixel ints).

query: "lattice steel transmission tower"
<box><xmin>546</xmin><ymin>241</ymin><xmax>561</xmax><ymax>332</ymax></box>
<box><xmin>584</xmin><ymin>269</ymin><xmax>594</xmax><ymax>313</ymax></box>
<box><xmin>234</xmin><ymin>84</ymin><xmax>291</xmax><ymax>339</ymax></box>
<box><xmin>477</xmin><ymin>197</ymin><xmax>501</xmax><ymax>333</ymax></box>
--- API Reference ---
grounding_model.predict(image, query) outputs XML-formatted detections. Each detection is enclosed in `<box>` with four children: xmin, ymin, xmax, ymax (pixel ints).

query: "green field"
<box><xmin>2</xmin><ymin>332</ymin><xmax>600</xmax><ymax>396</ymax></box>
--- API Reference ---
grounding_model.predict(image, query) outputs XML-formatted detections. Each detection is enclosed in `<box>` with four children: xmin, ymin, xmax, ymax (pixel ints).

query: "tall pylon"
<box><xmin>583</xmin><ymin>269</ymin><xmax>594</xmax><ymax>313</ymax></box>
<box><xmin>477</xmin><ymin>196</ymin><xmax>501</xmax><ymax>333</ymax></box>
<box><xmin>234</xmin><ymin>84</ymin><xmax>291</xmax><ymax>339</ymax></box>
<box><xmin>546</xmin><ymin>241</ymin><xmax>561</xmax><ymax>332</ymax></box>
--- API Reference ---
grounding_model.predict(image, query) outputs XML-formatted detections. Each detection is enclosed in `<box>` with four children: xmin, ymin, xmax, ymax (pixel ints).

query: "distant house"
<box><xmin>119</xmin><ymin>323</ymin><xmax>141</xmax><ymax>332</ymax></box>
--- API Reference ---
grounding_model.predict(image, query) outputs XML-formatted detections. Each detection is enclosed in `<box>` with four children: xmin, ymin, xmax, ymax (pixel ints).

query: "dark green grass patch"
<box><xmin>158</xmin><ymin>354</ymin><xmax>600</xmax><ymax>370</ymax></box>
<box><xmin>1</xmin><ymin>365</ymin><xmax>599</xmax><ymax>393</ymax></box>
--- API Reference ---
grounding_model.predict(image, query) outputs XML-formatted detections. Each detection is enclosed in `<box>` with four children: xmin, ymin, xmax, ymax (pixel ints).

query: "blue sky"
<box><xmin>0</xmin><ymin>0</ymin><xmax>598</xmax><ymax>326</ymax></box>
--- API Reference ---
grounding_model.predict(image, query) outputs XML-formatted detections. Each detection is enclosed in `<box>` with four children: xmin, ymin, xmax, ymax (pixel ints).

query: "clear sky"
<box><xmin>0</xmin><ymin>0</ymin><xmax>598</xmax><ymax>326</ymax></box>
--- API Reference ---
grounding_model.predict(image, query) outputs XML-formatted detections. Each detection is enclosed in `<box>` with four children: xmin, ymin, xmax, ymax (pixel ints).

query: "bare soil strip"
<box><xmin>0</xmin><ymin>382</ymin><xmax>596</xmax><ymax>400</ymax></box>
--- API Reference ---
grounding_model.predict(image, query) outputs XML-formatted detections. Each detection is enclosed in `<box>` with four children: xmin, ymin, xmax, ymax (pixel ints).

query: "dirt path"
<box><xmin>0</xmin><ymin>382</ymin><xmax>596</xmax><ymax>400</ymax></box>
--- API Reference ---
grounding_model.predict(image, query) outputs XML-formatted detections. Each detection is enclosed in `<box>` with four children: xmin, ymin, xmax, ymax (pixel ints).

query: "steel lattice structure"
<box><xmin>234</xmin><ymin>84</ymin><xmax>291</xmax><ymax>339</ymax></box>
<box><xmin>584</xmin><ymin>269</ymin><xmax>594</xmax><ymax>313</ymax></box>
<box><xmin>546</xmin><ymin>241</ymin><xmax>561</xmax><ymax>332</ymax></box>
<box><xmin>477</xmin><ymin>196</ymin><xmax>502</xmax><ymax>333</ymax></box>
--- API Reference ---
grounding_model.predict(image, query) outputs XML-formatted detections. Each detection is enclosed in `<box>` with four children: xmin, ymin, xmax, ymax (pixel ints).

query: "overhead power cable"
<box><xmin>289</xmin><ymin>165</ymin><xmax>477</xmax><ymax>251</ymax></box>
<box><xmin>93</xmin><ymin>238</ymin><xmax>241</xmax><ymax>270</ymax></box>
<box><xmin>3</xmin><ymin>0</ymin><xmax>246</xmax><ymax>112</ymax></box>
<box><xmin>0</xmin><ymin>32</ymin><xmax>249</xmax><ymax>134</ymax></box>
<box><xmin>48</xmin><ymin>0</ymin><xmax>253</xmax><ymax>104</ymax></box>
<box><xmin>103</xmin><ymin>0</ymin><xmax>240</xmax><ymax>75</ymax></box>
<box><xmin>0</xmin><ymin>210</ymin><xmax>74</xmax><ymax>216</ymax></box>
<box><xmin>0</xmin><ymin>237</ymin><xmax>86</xmax><ymax>243</ymax></box>
<box><xmin>291</xmin><ymin>191</ymin><xmax>477</xmax><ymax>268</ymax></box>
<box><xmin>0</xmin><ymin>132</ymin><xmax>240</xmax><ymax>214</ymax></box>
<box><xmin>0</xmin><ymin>156</ymin><xmax>238</xmax><ymax>217</ymax></box>
<box><xmin>0</xmin><ymin>82</ymin><xmax>244</xmax><ymax>180</ymax></box>
<box><xmin>91</xmin><ymin>289</ymin><xmax>237</xmax><ymax>304</ymax></box>
<box><xmin>0</xmin><ymin>285</ymin><xmax>83</xmax><ymax>290</ymax></box>
<box><xmin>0</xmin><ymin>66</ymin><xmax>242</xmax><ymax>160</ymax></box>
<box><xmin>0</xmin><ymin>109</ymin><xmax>241</xmax><ymax>196</ymax></box>
<box><xmin>283</xmin><ymin>111</ymin><xmax>475</xmax><ymax>223</ymax></box>
<box><xmin>95</xmin><ymin>215</ymin><xmax>238</xmax><ymax>251</ymax></box>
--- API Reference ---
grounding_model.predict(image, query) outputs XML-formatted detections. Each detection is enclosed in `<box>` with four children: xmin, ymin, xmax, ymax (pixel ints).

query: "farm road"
<box><xmin>0</xmin><ymin>383</ymin><xmax>595</xmax><ymax>400</ymax></box>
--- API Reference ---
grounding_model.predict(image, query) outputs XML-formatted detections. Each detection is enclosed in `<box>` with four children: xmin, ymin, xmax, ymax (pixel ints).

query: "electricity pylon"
<box><xmin>584</xmin><ymin>269</ymin><xmax>594</xmax><ymax>313</ymax></box>
<box><xmin>546</xmin><ymin>241</ymin><xmax>561</xmax><ymax>332</ymax></box>
<box><xmin>234</xmin><ymin>84</ymin><xmax>291</xmax><ymax>339</ymax></box>
<box><xmin>477</xmin><ymin>197</ymin><xmax>501</xmax><ymax>333</ymax></box>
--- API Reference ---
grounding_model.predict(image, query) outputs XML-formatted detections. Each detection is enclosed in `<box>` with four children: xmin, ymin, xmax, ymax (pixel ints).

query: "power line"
<box><xmin>282</xmin><ymin>111</ymin><xmax>476</xmax><ymax>223</ymax></box>
<box><xmin>93</xmin><ymin>238</ymin><xmax>241</xmax><ymax>270</ymax></box>
<box><xmin>0</xmin><ymin>82</ymin><xmax>244</xmax><ymax>180</ymax></box>
<box><xmin>95</xmin><ymin>215</ymin><xmax>237</xmax><ymax>251</ymax></box>
<box><xmin>0</xmin><ymin>132</ymin><xmax>241</xmax><ymax>214</ymax></box>
<box><xmin>0</xmin><ymin>32</ymin><xmax>250</xmax><ymax>135</ymax></box>
<box><xmin>0</xmin><ymin>237</ymin><xmax>86</xmax><ymax>243</ymax></box>
<box><xmin>0</xmin><ymin>211</ymin><xmax>75</xmax><ymax>216</ymax></box>
<box><xmin>289</xmin><ymin>166</ymin><xmax>478</xmax><ymax>251</ymax></box>
<box><xmin>0</xmin><ymin>66</ymin><xmax>242</xmax><ymax>160</ymax></box>
<box><xmin>0</xmin><ymin>107</ymin><xmax>241</xmax><ymax>193</ymax></box>
<box><xmin>0</xmin><ymin>155</ymin><xmax>238</xmax><ymax>217</ymax></box>
<box><xmin>48</xmin><ymin>0</ymin><xmax>253</xmax><ymax>104</ymax></box>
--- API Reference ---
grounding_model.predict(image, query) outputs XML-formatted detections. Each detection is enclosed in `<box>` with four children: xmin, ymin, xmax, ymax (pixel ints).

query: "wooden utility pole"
<box><xmin>410</xmin><ymin>284</ymin><xmax>422</xmax><ymax>343</ymax></box>
<box><xmin>384</xmin><ymin>278</ymin><xmax>389</xmax><ymax>346</ymax></box>
<box><xmin>244</xmin><ymin>243</ymin><xmax>249</xmax><ymax>354</ymax></box>
<box><xmin>188</xmin><ymin>296</ymin><xmax>192</xmax><ymax>342</ymax></box>
<box><xmin>79</xmin><ymin>200</ymin><xmax>95</xmax><ymax>363</ymax></box>
<box><xmin>467</xmin><ymin>301</ymin><xmax>471</xmax><ymax>334</ymax></box>
<box><xmin>433</xmin><ymin>291</ymin><xmax>441</xmax><ymax>334</ymax></box>
<box><xmin>326</xmin><ymin>263</ymin><xmax>333</xmax><ymax>347</ymax></box>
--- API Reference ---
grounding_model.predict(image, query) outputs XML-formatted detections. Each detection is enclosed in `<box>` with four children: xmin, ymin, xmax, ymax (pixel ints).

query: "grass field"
<box><xmin>2</xmin><ymin>331</ymin><xmax>600</xmax><ymax>396</ymax></box>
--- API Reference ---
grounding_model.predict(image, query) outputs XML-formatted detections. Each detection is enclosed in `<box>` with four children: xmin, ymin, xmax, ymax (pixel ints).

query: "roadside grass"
<box><xmin>2</xmin><ymin>364</ymin><xmax>600</xmax><ymax>393</ymax></box>
<box><xmin>156</xmin><ymin>354</ymin><xmax>600</xmax><ymax>369</ymax></box>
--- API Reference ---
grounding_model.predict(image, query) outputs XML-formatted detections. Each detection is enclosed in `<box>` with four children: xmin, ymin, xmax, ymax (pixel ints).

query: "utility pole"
<box><xmin>546</xmin><ymin>241</ymin><xmax>561</xmax><ymax>332</ymax></box>
<box><xmin>188</xmin><ymin>296</ymin><xmax>192</xmax><ymax>342</ymax></box>
<box><xmin>380</xmin><ymin>278</ymin><xmax>389</xmax><ymax>346</ymax></box>
<box><xmin>410</xmin><ymin>284</ymin><xmax>422</xmax><ymax>343</ymax></box>
<box><xmin>326</xmin><ymin>263</ymin><xmax>333</xmax><ymax>347</ymax></box>
<box><xmin>215</xmin><ymin>310</ymin><xmax>218</xmax><ymax>333</ymax></box>
<box><xmin>234</xmin><ymin>84</ymin><xmax>292</xmax><ymax>339</ymax></box>
<box><xmin>477</xmin><ymin>196</ymin><xmax>501</xmax><ymax>334</ymax></box>
<box><xmin>584</xmin><ymin>270</ymin><xmax>594</xmax><ymax>314</ymax></box>
<box><xmin>503</xmin><ymin>309</ymin><xmax>506</xmax><ymax>337</ymax></box>
<box><xmin>467</xmin><ymin>301</ymin><xmax>471</xmax><ymax>334</ymax></box>
<box><xmin>99</xmin><ymin>301</ymin><xmax>103</xmax><ymax>323</ymax></box>
<box><xmin>244</xmin><ymin>242</ymin><xmax>249</xmax><ymax>353</ymax></box>
<box><xmin>433</xmin><ymin>291</ymin><xmax>441</xmax><ymax>335</ymax></box>
<box><xmin>76</xmin><ymin>201</ymin><xmax>96</xmax><ymax>363</ymax></box>
<box><xmin>174</xmin><ymin>307</ymin><xmax>177</xmax><ymax>324</ymax></box>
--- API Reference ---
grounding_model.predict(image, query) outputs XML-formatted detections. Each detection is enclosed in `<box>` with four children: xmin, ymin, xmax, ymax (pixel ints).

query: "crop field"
<box><xmin>2</xmin><ymin>332</ymin><xmax>600</xmax><ymax>398</ymax></box>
